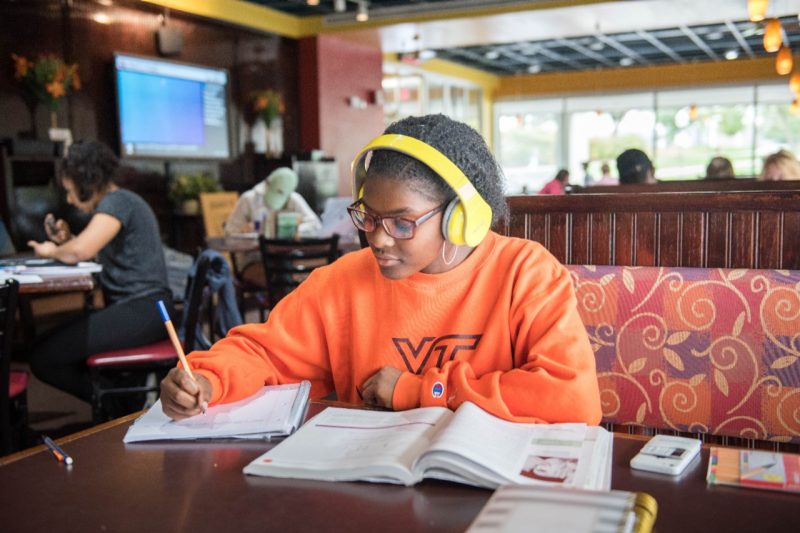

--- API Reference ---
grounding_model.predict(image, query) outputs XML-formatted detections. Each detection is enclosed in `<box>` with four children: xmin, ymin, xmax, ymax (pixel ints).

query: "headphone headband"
<box><xmin>350</xmin><ymin>134</ymin><xmax>492</xmax><ymax>247</ymax></box>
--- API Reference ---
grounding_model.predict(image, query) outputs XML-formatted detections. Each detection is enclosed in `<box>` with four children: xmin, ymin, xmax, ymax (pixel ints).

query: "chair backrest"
<box><xmin>182</xmin><ymin>255</ymin><xmax>212</xmax><ymax>352</ymax></box>
<box><xmin>257</xmin><ymin>235</ymin><xmax>339</xmax><ymax>308</ymax></box>
<box><xmin>199</xmin><ymin>191</ymin><xmax>239</xmax><ymax>238</ymax></box>
<box><xmin>0</xmin><ymin>279</ymin><xmax>19</xmax><ymax>454</ymax></box>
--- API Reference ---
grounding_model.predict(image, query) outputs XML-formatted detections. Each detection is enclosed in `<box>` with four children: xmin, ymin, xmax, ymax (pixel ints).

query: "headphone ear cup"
<box><xmin>441</xmin><ymin>197</ymin><xmax>467</xmax><ymax>246</ymax></box>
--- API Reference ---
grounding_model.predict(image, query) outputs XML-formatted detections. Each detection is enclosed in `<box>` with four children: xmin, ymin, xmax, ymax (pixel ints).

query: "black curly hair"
<box><xmin>61</xmin><ymin>140</ymin><xmax>119</xmax><ymax>202</ymax></box>
<box><xmin>364</xmin><ymin>114</ymin><xmax>508</xmax><ymax>225</ymax></box>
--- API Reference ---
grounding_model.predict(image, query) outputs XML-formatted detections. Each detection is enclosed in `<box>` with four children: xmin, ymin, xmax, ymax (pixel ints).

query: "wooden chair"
<box><xmin>199</xmin><ymin>191</ymin><xmax>239</xmax><ymax>238</ymax></box>
<box><xmin>86</xmin><ymin>256</ymin><xmax>212</xmax><ymax>422</ymax></box>
<box><xmin>200</xmin><ymin>191</ymin><xmax>268</xmax><ymax>319</ymax></box>
<box><xmin>257</xmin><ymin>235</ymin><xmax>340</xmax><ymax>310</ymax></box>
<box><xmin>0</xmin><ymin>279</ymin><xmax>26</xmax><ymax>456</ymax></box>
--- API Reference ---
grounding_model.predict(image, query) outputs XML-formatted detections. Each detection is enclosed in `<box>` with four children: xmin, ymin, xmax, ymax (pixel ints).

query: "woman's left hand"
<box><xmin>27</xmin><ymin>240</ymin><xmax>58</xmax><ymax>258</ymax></box>
<box><xmin>359</xmin><ymin>366</ymin><xmax>402</xmax><ymax>409</ymax></box>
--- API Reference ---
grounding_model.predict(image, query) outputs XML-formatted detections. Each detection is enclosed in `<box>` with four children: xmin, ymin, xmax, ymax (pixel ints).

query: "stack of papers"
<box><xmin>123</xmin><ymin>381</ymin><xmax>311</xmax><ymax>443</ymax></box>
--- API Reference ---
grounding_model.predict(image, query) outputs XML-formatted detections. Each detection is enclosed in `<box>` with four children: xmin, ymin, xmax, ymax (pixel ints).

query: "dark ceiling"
<box><xmin>242</xmin><ymin>1</ymin><xmax>800</xmax><ymax>76</ymax></box>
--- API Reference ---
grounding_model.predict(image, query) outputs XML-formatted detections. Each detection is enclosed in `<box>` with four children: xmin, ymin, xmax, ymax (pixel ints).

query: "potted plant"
<box><xmin>11</xmin><ymin>53</ymin><xmax>81</xmax><ymax>137</ymax></box>
<box><xmin>168</xmin><ymin>172</ymin><xmax>221</xmax><ymax>215</ymax></box>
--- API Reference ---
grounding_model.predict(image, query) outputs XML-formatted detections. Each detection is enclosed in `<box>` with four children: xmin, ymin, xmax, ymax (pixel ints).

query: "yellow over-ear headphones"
<box><xmin>350</xmin><ymin>134</ymin><xmax>493</xmax><ymax>247</ymax></box>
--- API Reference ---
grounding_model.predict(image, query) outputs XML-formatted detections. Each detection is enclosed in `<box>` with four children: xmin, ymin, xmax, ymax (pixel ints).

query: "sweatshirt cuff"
<box><xmin>392</xmin><ymin>372</ymin><xmax>422</xmax><ymax>411</ymax></box>
<box><xmin>194</xmin><ymin>369</ymin><xmax>224</xmax><ymax>405</ymax></box>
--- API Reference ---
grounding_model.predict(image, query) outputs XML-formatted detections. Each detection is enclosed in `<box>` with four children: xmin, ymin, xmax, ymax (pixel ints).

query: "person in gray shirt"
<box><xmin>27</xmin><ymin>140</ymin><xmax>174</xmax><ymax>409</ymax></box>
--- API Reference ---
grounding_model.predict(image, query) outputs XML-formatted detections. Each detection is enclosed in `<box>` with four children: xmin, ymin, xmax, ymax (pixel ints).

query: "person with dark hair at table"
<box><xmin>616</xmin><ymin>149</ymin><xmax>655</xmax><ymax>185</ymax></box>
<box><xmin>26</xmin><ymin>140</ymin><xmax>173</xmax><ymax>406</ymax></box>
<box><xmin>539</xmin><ymin>169</ymin><xmax>570</xmax><ymax>195</ymax></box>
<box><xmin>705</xmin><ymin>156</ymin><xmax>735</xmax><ymax>180</ymax></box>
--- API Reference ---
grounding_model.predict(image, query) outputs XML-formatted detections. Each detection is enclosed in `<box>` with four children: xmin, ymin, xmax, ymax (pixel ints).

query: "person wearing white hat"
<box><xmin>224</xmin><ymin>167</ymin><xmax>321</xmax><ymax>286</ymax></box>
<box><xmin>225</xmin><ymin>167</ymin><xmax>321</xmax><ymax>238</ymax></box>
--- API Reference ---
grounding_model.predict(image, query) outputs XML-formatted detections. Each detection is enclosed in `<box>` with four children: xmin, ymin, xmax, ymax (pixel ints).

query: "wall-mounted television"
<box><xmin>114</xmin><ymin>53</ymin><xmax>231</xmax><ymax>160</ymax></box>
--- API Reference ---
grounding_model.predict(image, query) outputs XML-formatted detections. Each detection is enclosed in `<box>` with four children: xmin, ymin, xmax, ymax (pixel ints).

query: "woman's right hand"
<box><xmin>44</xmin><ymin>213</ymin><xmax>72</xmax><ymax>244</ymax></box>
<box><xmin>160</xmin><ymin>367</ymin><xmax>212</xmax><ymax>420</ymax></box>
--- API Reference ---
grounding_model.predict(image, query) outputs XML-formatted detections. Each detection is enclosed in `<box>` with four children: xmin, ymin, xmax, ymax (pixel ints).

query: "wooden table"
<box><xmin>16</xmin><ymin>273</ymin><xmax>95</xmax><ymax>294</ymax></box>
<box><xmin>1</xmin><ymin>402</ymin><xmax>797</xmax><ymax>533</ymax></box>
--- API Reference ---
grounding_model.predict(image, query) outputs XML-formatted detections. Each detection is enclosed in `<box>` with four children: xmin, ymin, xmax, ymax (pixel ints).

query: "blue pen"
<box><xmin>42</xmin><ymin>434</ymin><xmax>73</xmax><ymax>465</ymax></box>
<box><xmin>157</xmin><ymin>300</ymin><xmax>206</xmax><ymax>413</ymax></box>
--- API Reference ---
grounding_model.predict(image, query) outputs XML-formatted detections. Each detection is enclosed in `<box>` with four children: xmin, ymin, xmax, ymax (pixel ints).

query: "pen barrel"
<box><xmin>163</xmin><ymin>319</ymin><xmax>195</xmax><ymax>380</ymax></box>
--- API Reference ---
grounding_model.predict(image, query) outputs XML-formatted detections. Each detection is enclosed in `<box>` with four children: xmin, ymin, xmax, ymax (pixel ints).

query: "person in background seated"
<box><xmin>581</xmin><ymin>161</ymin><xmax>594</xmax><ymax>185</ymax></box>
<box><xmin>593</xmin><ymin>162</ymin><xmax>617</xmax><ymax>186</ymax></box>
<box><xmin>616</xmin><ymin>148</ymin><xmax>656</xmax><ymax>184</ymax></box>
<box><xmin>160</xmin><ymin>113</ymin><xmax>602</xmax><ymax>426</ymax></box>
<box><xmin>27</xmin><ymin>140</ymin><xmax>173</xmax><ymax>407</ymax></box>
<box><xmin>705</xmin><ymin>156</ymin><xmax>735</xmax><ymax>179</ymax></box>
<box><xmin>224</xmin><ymin>167</ymin><xmax>322</xmax><ymax>287</ymax></box>
<box><xmin>759</xmin><ymin>149</ymin><xmax>800</xmax><ymax>181</ymax></box>
<box><xmin>539</xmin><ymin>169</ymin><xmax>570</xmax><ymax>195</ymax></box>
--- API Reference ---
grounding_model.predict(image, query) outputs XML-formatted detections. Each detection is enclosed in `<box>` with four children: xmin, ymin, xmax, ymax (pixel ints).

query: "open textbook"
<box><xmin>243</xmin><ymin>401</ymin><xmax>612</xmax><ymax>490</ymax></box>
<box><xmin>123</xmin><ymin>381</ymin><xmax>310</xmax><ymax>443</ymax></box>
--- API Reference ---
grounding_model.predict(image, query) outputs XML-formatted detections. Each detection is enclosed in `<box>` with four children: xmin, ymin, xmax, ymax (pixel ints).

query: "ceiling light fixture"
<box><xmin>485</xmin><ymin>50</ymin><xmax>500</xmax><ymax>60</ymax></box>
<box><xmin>764</xmin><ymin>18</ymin><xmax>783</xmax><ymax>53</ymax></box>
<box><xmin>619</xmin><ymin>57</ymin><xmax>634</xmax><ymax>67</ymax></box>
<box><xmin>527</xmin><ymin>63</ymin><xmax>541</xmax><ymax>74</ymax></box>
<box><xmin>356</xmin><ymin>1</ymin><xmax>368</xmax><ymax>22</ymax></box>
<box><xmin>307</xmin><ymin>0</ymin><xmax>320</xmax><ymax>6</ymax></box>
<box><xmin>724</xmin><ymin>49</ymin><xmax>739</xmax><ymax>60</ymax></box>
<box><xmin>791</xmin><ymin>71</ymin><xmax>800</xmax><ymax>93</ymax></box>
<box><xmin>748</xmin><ymin>0</ymin><xmax>769</xmax><ymax>22</ymax></box>
<box><xmin>776</xmin><ymin>45</ymin><xmax>793</xmax><ymax>75</ymax></box>
<box><xmin>333</xmin><ymin>0</ymin><xmax>347</xmax><ymax>12</ymax></box>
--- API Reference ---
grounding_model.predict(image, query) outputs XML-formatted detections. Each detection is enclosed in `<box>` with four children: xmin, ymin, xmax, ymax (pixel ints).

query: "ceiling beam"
<box><xmin>634</xmin><ymin>31</ymin><xmax>685</xmax><ymax>63</ymax></box>
<box><xmin>725</xmin><ymin>20</ymin><xmax>756</xmax><ymax>59</ymax></box>
<box><xmin>554</xmin><ymin>38</ymin><xmax>617</xmax><ymax>68</ymax></box>
<box><xmin>679</xmin><ymin>24</ymin><xmax>720</xmax><ymax>61</ymax></box>
<box><xmin>595</xmin><ymin>33</ymin><xmax>650</xmax><ymax>65</ymax></box>
<box><xmin>495</xmin><ymin>55</ymin><xmax>786</xmax><ymax>98</ymax></box>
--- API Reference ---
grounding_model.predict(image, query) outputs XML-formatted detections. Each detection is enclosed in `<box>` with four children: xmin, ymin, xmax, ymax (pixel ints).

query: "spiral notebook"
<box><xmin>123</xmin><ymin>381</ymin><xmax>310</xmax><ymax>443</ymax></box>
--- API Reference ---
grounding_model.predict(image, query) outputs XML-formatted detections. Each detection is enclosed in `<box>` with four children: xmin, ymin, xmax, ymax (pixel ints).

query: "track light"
<box><xmin>748</xmin><ymin>0</ymin><xmax>769</xmax><ymax>22</ymax></box>
<box><xmin>764</xmin><ymin>18</ymin><xmax>783</xmax><ymax>53</ymax></box>
<box><xmin>776</xmin><ymin>45</ymin><xmax>793</xmax><ymax>75</ymax></box>
<box><xmin>356</xmin><ymin>1</ymin><xmax>368</xmax><ymax>22</ymax></box>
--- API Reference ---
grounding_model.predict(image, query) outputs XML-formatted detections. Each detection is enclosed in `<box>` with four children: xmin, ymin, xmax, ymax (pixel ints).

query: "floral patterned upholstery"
<box><xmin>566</xmin><ymin>266</ymin><xmax>800</xmax><ymax>445</ymax></box>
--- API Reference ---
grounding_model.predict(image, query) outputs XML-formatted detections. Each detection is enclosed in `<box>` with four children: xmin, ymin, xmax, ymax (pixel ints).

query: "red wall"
<box><xmin>299</xmin><ymin>35</ymin><xmax>384</xmax><ymax>196</ymax></box>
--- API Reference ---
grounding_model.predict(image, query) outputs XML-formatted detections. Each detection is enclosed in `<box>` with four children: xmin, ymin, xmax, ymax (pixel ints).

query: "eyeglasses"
<box><xmin>347</xmin><ymin>201</ymin><xmax>446</xmax><ymax>240</ymax></box>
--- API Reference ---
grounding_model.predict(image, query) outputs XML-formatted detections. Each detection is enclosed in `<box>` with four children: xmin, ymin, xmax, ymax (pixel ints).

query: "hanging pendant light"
<box><xmin>764</xmin><ymin>18</ymin><xmax>783</xmax><ymax>53</ymax></box>
<box><xmin>748</xmin><ymin>0</ymin><xmax>769</xmax><ymax>22</ymax></box>
<box><xmin>791</xmin><ymin>98</ymin><xmax>800</xmax><ymax>116</ymax></box>
<box><xmin>777</xmin><ymin>45</ymin><xmax>793</xmax><ymax>75</ymax></box>
<box><xmin>688</xmin><ymin>104</ymin><xmax>699</xmax><ymax>121</ymax></box>
<box><xmin>790</xmin><ymin>71</ymin><xmax>800</xmax><ymax>93</ymax></box>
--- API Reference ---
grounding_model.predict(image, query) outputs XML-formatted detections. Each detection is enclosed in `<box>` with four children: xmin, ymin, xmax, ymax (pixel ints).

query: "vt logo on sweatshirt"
<box><xmin>392</xmin><ymin>335</ymin><xmax>482</xmax><ymax>374</ymax></box>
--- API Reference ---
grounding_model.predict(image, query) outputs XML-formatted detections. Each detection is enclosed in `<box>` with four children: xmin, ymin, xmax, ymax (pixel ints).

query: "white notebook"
<box><xmin>123</xmin><ymin>381</ymin><xmax>310</xmax><ymax>443</ymax></box>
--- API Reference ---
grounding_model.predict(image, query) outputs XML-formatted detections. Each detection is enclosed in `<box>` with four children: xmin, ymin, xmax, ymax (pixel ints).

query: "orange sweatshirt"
<box><xmin>188</xmin><ymin>231</ymin><xmax>601</xmax><ymax>424</ymax></box>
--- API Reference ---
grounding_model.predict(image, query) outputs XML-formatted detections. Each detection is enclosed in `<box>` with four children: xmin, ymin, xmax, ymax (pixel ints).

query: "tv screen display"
<box><xmin>114</xmin><ymin>53</ymin><xmax>231</xmax><ymax>160</ymax></box>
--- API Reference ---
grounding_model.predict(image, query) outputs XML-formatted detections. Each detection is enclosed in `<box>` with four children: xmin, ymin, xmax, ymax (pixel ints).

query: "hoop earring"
<box><xmin>441</xmin><ymin>241</ymin><xmax>458</xmax><ymax>266</ymax></box>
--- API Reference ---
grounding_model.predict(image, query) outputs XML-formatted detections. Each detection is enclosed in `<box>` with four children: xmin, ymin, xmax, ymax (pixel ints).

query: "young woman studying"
<box><xmin>161</xmin><ymin>114</ymin><xmax>601</xmax><ymax>424</ymax></box>
<box><xmin>27</xmin><ymin>140</ymin><xmax>173</xmax><ymax>404</ymax></box>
